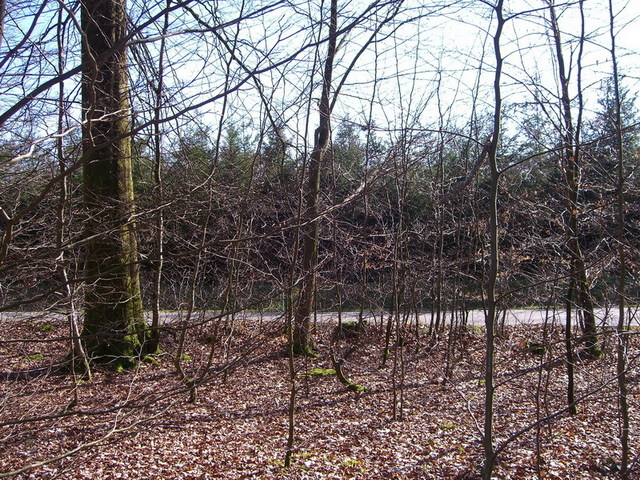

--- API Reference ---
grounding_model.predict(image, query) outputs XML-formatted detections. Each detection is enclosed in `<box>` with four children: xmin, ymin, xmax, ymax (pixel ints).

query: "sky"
<box><xmin>1</xmin><ymin>0</ymin><xmax>638</xmax><ymax>156</ymax></box>
<box><xmin>185</xmin><ymin>0</ymin><xmax>640</xmax><ymax>152</ymax></box>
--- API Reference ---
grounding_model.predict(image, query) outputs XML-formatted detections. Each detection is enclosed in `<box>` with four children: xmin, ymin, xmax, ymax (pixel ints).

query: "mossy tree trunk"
<box><xmin>80</xmin><ymin>0</ymin><xmax>147</xmax><ymax>366</ymax></box>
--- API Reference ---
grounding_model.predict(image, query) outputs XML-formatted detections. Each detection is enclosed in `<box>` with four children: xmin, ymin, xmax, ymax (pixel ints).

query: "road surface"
<box><xmin>1</xmin><ymin>307</ymin><xmax>634</xmax><ymax>327</ymax></box>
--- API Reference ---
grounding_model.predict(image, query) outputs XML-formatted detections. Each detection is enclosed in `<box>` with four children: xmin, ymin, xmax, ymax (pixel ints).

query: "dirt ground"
<box><xmin>1</xmin><ymin>317</ymin><xmax>638</xmax><ymax>479</ymax></box>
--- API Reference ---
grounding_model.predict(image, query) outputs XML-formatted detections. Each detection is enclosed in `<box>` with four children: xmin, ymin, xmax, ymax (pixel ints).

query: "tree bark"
<box><xmin>80</xmin><ymin>0</ymin><xmax>146</xmax><ymax>366</ymax></box>
<box><xmin>0</xmin><ymin>0</ymin><xmax>6</xmax><ymax>49</ymax></box>
<box><xmin>547</xmin><ymin>0</ymin><xmax>600</xmax><ymax>357</ymax></box>
<box><xmin>148</xmin><ymin>0</ymin><xmax>171</xmax><ymax>356</ymax></box>
<box><xmin>608</xmin><ymin>0</ymin><xmax>629</xmax><ymax>473</ymax></box>
<box><xmin>483</xmin><ymin>1</ymin><xmax>504</xmax><ymax>478</ymax></box>
<box><xmin>292</xmin><ymin>0</ymin><xmax>338</xmax><ymax>356</ymax></box>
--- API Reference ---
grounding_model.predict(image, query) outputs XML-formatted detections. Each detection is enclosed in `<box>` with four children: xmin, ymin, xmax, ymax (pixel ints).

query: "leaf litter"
<box><xmin>0</xmin><ymin>318</ymin><xmax>638</xmax><ymax>479</ymax></box>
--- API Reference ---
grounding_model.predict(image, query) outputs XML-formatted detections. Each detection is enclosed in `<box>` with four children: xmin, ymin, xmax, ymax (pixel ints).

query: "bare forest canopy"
<box><xmin>1</xmin><ymin>0</ymin><xmax>640</xmax><ymax>479</ymax></box>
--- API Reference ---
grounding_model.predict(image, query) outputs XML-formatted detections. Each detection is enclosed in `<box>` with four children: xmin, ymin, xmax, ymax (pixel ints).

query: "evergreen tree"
<box><xmin>588</xmin><ymin>76</ymin><xmax>639</xmax><ymax>172</ymax></box>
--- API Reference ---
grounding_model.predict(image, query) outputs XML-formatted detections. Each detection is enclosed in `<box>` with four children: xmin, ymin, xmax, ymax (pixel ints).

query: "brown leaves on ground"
<box><xmin>0</xmin><ymin>316</ymin><xmax>638</xmax><ymax>479</ymax></box>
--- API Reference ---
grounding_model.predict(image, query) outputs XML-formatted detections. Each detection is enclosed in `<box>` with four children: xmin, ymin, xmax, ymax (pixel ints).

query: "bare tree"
<box><xmin>56</xmin><ymin>0</ymin><xmax>90</xmax><ymax>379</ymax></box>
<box><xmin>608</xmin><ymin>0</ymin><xmax>630</xmax><ymax>474</ymax></box>
<box><xmin>291</xmin><ymin>0</ymin><xmax>339</xmax><ymax>356</ymax></box>
<box><xmin>546</xmin><ymin>0</ymin><xmax>600</xmax><ymax>358</ymax></box>
<box><xmin>482</xmin><ymin>0</ymin><xmax>504</xmax><ymax>477</ymax></box>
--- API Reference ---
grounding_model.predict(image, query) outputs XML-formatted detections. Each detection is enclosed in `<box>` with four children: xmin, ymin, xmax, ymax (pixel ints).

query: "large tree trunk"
<box><xmin>80</xmin><ymin>0</ymin><xmax>146</xmax><ymax>366</ymax></box>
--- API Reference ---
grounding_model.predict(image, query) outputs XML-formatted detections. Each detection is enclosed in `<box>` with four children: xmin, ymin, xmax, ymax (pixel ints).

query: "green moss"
<box><xmin>440</xmin><ymin>422</ymin><xmax>457</xmax><ymax>430</ymax></box>
<box><xmin>382</xmin><ymin>348</ymin><xmax>390</xmax><ymax>362</ymax></box>
<box><xmin>305</xmin><ymin>368</ymin><xmax>336</xmax><ymax>376</ymax></box>
<box><xmin>346</xmin><ymin>383</ymin><xmax>366</xmax><ymax>393</ymax></box>
<box><xmin>341</xmin><ymin>320</ymin><xmax>358</xmax><ymax>329</ymax></box>
<box><xmin>335</xmin><ymin>320</ymin><xmax>366</xmax><ymax>339</ymax></box>
<box><xmin>142</xmin><ymin>355</ymin><xmax>161</xmax><ymax>366</ymax></box>
<box><xmin>23</xmin><ymin>353</ymin><xmax>44</xmax><ymax>363</ymax></box>
<box><xmin>81</xmin><ymin>309</ymin><xmax>146</xmax><ymax>369</ymax></box>
<box><xmin>342</xmin><ymin>458</ymin><xmax>361</xmax><ymax>468</ymax></box>
<box><xmin>293</xmin><ymin>344</ymin><xmax>319</xmax><ymax>358</ymax></box>
<box><xmin>527</xmin><ymin>342</ymin><xmax>547</xmax><ymax>355</ymax></box>
<box><xmin>587</xmin><ymin>344</ymin><xmax>603</xmax><ymax>359</ymax></box>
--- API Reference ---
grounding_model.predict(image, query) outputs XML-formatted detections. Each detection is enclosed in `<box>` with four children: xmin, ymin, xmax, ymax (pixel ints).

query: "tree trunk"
<box><xmin>0</xmin><ymin>0</ymin><xmax>6</xmax><ymax>49</ymax></box>
<box><xmin>57</xmin><ymin>3</ymin><xmax>91</xmax><ymax>378</ymax></box>
<box><xmin>80</xmin><ymin>0</ymin><xmax>146</xmax><ymax>367</ymax></box>
<box><xmin>148</xmin><ymin>0</ymin><xmax>171</xmax><ymax>356</ymax></box>
<box><xmin>483</xmin><ymin>1</ymin><xmax>504</xmax><ymax>478</ymax></box>
<box><xmin>547</xmin><ymin>0</ymin><xmax>600</xmax><ymax>357</ymax></box>
<box><xmin>608</xmin><ymin>0</ymin><xmax>629</xmax><ymax>473</ymax></box>
<box><xmin>292</xmin><ymin>0</ymin><xmax>338</xmax><ymax>356</ymax></box>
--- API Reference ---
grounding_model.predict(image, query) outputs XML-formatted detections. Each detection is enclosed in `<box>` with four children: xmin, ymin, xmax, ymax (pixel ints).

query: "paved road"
<box><xmin>1</xmin><ymin>307</ymin><xmax>633</xmax><ymax>327</ymax></box>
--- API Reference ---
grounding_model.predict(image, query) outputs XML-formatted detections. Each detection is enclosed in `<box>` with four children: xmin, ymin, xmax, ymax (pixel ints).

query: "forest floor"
<box><xmin>1</xmin><ymin>316</ymin><xmax>639</xmax><ymax>479</ymax></box>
